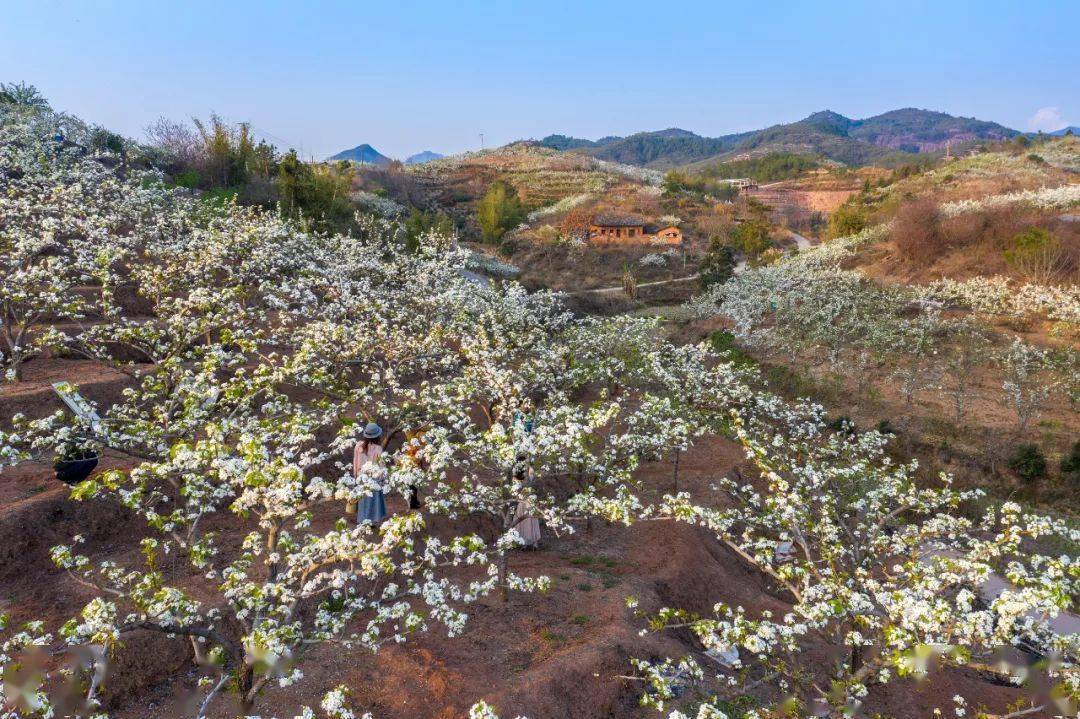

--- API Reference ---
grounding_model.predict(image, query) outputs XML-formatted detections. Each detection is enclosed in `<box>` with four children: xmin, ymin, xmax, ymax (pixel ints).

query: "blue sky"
<box><xmin>2</xmin><ymin>0</ymin><xmax>1077</xmax><ymax>159</ymax></box>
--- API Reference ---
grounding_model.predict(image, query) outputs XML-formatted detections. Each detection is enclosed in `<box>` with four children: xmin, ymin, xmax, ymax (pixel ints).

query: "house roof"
<box><xmin>644</xmin><ymin>223</ymin><xmax>680</xmax><ymax>233</ymax></box>
<box><xmin>591</xmin><ymin>213</ymin><xmax>645</xmax><ymax>227</ymax></box>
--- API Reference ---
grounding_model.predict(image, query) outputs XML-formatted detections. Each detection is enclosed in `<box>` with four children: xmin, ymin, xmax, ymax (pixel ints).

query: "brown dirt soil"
<box><xmin>1</xmin><ymin>352</ymin><xmax>1059</xmax><ymax>719</ymax></box>
<box><xmin>508</xmin><ymin>241</ymin><xmax>694</xmax><ymax>293</ymax></box>
<box><xmin>787</xmin><ymin>189</ymin><xmax>857</xmax><ymax>213</ymax></box>
<box><xmin>672</xmin><ymin>315</ymin><xmax>1079</xmax><ymax>515</ymax></box>
<box><xmin>854</xmin><ymin>207</ymin><xmax>1080</xmax><ymax>284</ymax></box>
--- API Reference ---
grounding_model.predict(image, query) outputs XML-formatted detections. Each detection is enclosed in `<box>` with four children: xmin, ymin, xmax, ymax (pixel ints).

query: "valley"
<box><xmin>1</xmin><ymin>85</ymin><xmax>1077</xmax><ymax>719</ymax></box>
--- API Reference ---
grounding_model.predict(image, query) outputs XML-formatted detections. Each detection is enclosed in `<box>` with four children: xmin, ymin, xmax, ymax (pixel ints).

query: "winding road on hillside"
<box><xmin>734</xmin><ymin>229</ymin><xmax>814</xmax><ymax>275</ymax></box>
<box><xmin>566</xmin><ymin>273</ymin><xmax>702</xmax><ymax>296</ymax></box>
<box><xmin>569</xmin><ymin>231</ymin><xmax>817</xmax><ymax>295</ymax></box>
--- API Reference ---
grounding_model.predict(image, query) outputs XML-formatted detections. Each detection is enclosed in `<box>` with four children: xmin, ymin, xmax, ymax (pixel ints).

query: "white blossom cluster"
<box><xmin>0</xmin><ymin>104</ymin><xmax>750</xmax><ymax>718</ymax></box>
<box><xmin>638</xmin><ymin>253</ymin><xmax>669</xmax><ymax>268</ymax></box>
<box><xmin>347</xmin><ymin>190</ymin><xmax>407</xmax><ymax>218</ymax></box>
<box><xmin>2</xmin><ymin>102</ymin><xmax>1076</xmax><ymax>719</ymax></box>
<box><xmin>635</xmin><ymin>395</ymin><xmax>1080</xmax><ymax>716</ymax></box>
<box><xmin>689</xmin><ymin>218</ymin><xmax>1077</xmax><ymax>427</ymax></box>
<box><xmin>591</xmin><ymin>158</ymin><xmax>665</xmax><ymax>186</ymax></box>
<box><xmin>938</xmin><ymin>183</ymin><xmax>1080</xmax><ymax>218</ymax></box>
<box><xmin>466</xmin><ymin>251</ymin><xmax>521</xmax><ymax>279</ymax></box>
<box><xmin>917</xmin><ymin>275</ymin><xmax>1080</xmax><ymax>328</ymax></box>
<box><xmin>525</xmin><ymin>192</ymin><xmax>593</xmax><ymax>223</ymax></box>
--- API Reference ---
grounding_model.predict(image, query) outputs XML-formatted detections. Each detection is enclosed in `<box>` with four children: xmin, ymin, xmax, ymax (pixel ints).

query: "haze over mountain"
<box><xmin>328</xmin><ymin>143</ymin><xmax>391</xmax><ymax>165</ymax></box>
<box><xmin>405</xmin><ymin>150</ymin><xmax>443</xmax><ymax>165</ymax></box>
<box><xmin>1049</xmin><ymin>126</ymin><xmax>1079</xmax><ymax>137</ymax></box>
<box><xmin>541</xmin><ymin>108</ymin><xmax>1019</xmax><ymax>168</ymax></box>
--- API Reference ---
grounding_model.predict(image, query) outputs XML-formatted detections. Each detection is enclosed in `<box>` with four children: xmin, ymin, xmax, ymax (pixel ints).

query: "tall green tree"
<box><xmin>0</xmin><ymin>81</ymin><xmax>49</xmax><ymax>108</ymax></box>
<box><xmin>476</xmin><ymin>181</ymin><xmax>523</xmax><ymax>242</ymax></box>
<box><xmin>730</xmin><ymin>218</ymin><xmax>772</xmax><ymax>256</ymax></box>
<box><xmin>699</xmin><ymin>237</ymin><xmax>736</xmax><ymax>288</ymax></box>
<box><xmin>277</xmin><ymin>152</ymin><xmax>355</xmax><ymax>233</ymax></box>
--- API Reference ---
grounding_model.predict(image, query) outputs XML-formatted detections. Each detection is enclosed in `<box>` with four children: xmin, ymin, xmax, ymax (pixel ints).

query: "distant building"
<box><xmin>589</xmin><ymin>213</ymin><xmax>646</xmax><ymax>240</ymax></box>
<box><xmin>651</xmin><ymin>224</ymin><xmax>682</xmax><ymax>243</ymax></box>
<box><xmin>720</xmin><ymin>177</ymin><xmax>758</xmax><ymax>191</ymax></box>
<box><xmin>589</xmin><ymin>213</ymin><xmax>683</xmax><ymax>244</ymax></box>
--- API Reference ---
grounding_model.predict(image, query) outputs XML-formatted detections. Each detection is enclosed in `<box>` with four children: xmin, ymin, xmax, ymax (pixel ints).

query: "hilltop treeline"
<box><xmin>146</xmin><ymin>114</ymin><xmax>358</xmax><ymax>232</ymax></box>
<box><xmin>698</xmin><ymin>151</ymin><xmax>822</xmax><ymax>182</ymax></box>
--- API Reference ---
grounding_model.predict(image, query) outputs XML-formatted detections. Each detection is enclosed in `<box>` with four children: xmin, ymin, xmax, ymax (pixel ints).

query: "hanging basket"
<box><xmin>54</xmin><ymin>453</ymin><xmax>99</xmax><ymax>486</ymax></box>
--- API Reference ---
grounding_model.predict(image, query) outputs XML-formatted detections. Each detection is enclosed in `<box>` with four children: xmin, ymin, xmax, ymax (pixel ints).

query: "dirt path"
<box><xmin>567</xmin><ymin>274</ymin><xmax>701</xmax><ymax>296</ymax></box>
<box><xmin>734</xmin><ymin>230</ymin><xmax>812</xmax><ymax>274</ymax></box>
<box><xmin>789</xmin><ymin>230</ymin><xmax>812</xmax><ymax>250</ymax></box>
<box><xmin>568</xmin><ymin>231</ymin><xmax>812</xmax><ymax>296</ymax></box>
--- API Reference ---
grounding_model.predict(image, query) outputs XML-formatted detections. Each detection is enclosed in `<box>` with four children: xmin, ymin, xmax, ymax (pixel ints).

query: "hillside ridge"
<box><xmin>541</xmin><ymin>108</ymin><xmax>1018</xmax><ymax>168</ymax></box>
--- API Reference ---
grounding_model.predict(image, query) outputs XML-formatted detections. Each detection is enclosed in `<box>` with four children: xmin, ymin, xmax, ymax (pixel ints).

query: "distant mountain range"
<box><xmin>328</xmin><ymin>145</ymin><xmax>445</xmax><ymax>166</ymax></box>
<box><xmin>1048</xmin><ymin>126</ymin><xmax>1079</xmax><ymax>136</ymax></box>
<box><xmin>541</xmin><ymin>108</ymin><xmax>1019</xmax><ymax>168</ymax></box>
<box><xmin>405</xmin><ymin>150</ymin><xmax>443</xmax><ymax>165</ymax></box>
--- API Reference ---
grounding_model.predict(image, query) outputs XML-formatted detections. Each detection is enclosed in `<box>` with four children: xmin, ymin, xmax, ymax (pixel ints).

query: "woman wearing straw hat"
<box><xmin>353</xmin><ymin>422</ymin><xmax>388</xmax><ymax>526</ymax></box>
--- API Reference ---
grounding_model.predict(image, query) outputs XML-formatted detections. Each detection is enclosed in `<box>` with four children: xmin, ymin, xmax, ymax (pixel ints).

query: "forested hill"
<box><xmin>541</xmin><ymin>108</ymin><xmax>1018</xmax><ymax>168</ymax></box>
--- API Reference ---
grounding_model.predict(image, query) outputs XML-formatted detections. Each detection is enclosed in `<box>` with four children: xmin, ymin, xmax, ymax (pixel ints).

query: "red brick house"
<box><xmin>589</xmin><ymin>214</ymin><xmax>683</xmax><ymax>245</ymax></box>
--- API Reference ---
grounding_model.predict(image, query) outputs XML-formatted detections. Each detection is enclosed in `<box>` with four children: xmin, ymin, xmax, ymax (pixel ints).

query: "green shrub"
<box><xmin>828</xmin><ymin>201</ymin><xmax>869</xmax><ymax>239</ymax></box>
<box><xmin>708</xmin><ymin>331</ymin><xmax>754</xmax><ymax>366</ymax></box>
<box><xmin>175</xmin><ymin>170</ymin><xmax>201</xmax><ymax>189</ymax></box>
<box><xmin>89</xmin><ymin>127</ymin><xmax>126</xmax><ymax>155</ymax></box>
<box><xmin>1003</xmin><ymin>227</ymin><xmax>1066</xmax><ymax>284</ymax></box>
<box><xmin>404</xmin><ymin>208</ymin><xmax>454</xmax><ymax>252</ymax></box>
<box><xmin>731</xmin><ymin>219</ymin><xmax>772</xmax><ymax>257</ymax></box>
<box><xmin>699</xmin><ymin>238</ymin><xmax>735</xmax><ymax>288</ymax></box>
<box><xmin>1061</xmin><ymin>441</ymin><xmax>1080</xmax><ymax>485</ymax></box>
<box><xmin>1008</xmin><ymin>444</ymin><xmax>1047</xmax><ymax>485</ymax></box>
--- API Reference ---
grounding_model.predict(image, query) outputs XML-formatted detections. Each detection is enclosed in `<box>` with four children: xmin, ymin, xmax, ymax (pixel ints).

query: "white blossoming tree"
<box><xmin>998</xmin><ymin>338</ymin><xmax>1061</xmax><ymax>433</ymax></box>
<box><xmin>636</xmin><ymin>400</ymin><xmax>1079</xmax><ymax>716</ymax></box>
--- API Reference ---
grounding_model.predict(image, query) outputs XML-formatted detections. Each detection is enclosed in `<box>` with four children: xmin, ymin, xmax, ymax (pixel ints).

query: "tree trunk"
<box><xmin>672</xmin><ymin>448</ymin><xmax>681</xmax><ymax>493</ymax></box>
<box><xmin>237</xmin><ymin>664</ymin><xmax>255</xmax><ymax>712</ymax></box>
<box><xmin>497</xmin><ymin>549</ymin><xmax>508</xmax><ymax>603</ymax></box>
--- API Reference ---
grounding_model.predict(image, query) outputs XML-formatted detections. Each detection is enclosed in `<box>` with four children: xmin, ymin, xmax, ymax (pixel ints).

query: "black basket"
<box><xmin>54</xmin><ymin>454</ymin><xmax>99</xmax><ymax>486</ymax></box>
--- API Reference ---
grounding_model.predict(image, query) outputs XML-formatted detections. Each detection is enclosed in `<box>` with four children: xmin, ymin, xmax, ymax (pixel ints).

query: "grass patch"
<box><xmin>577</xmin><ymin>582</ymin><xmax>593</xmax><ymax>592</ymax></box>
<box><xmin>708</xmin><ymin>331</ymin><xmax>755</xmax><ymax>367</ymax></box>
<box><xmin>571</xmin><ymin>614</ymin><xmax>589</xmax><ymax>626</ymax></box>
<box><xmin>763</xmin><ymin>363</ymin><xmax>842</xmax><ymax>403</ymax></box>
